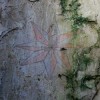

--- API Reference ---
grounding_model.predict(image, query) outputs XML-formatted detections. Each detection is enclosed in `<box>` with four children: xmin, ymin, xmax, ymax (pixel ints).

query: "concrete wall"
<box><xmin>0</xmin><ymin>0</ymin><xmax>100</xmax><ymax>100</ymax></box>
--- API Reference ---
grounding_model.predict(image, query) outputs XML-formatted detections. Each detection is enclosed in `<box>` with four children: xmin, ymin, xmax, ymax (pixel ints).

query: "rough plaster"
<box><xmin>0</xmin><ymin>0</ymin><xmax>100</xmax><ymax>100</ymax></box>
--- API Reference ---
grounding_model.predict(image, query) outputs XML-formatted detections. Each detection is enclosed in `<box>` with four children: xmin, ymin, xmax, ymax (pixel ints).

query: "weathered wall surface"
<box><xmin>0</xmin><ymin>0</ymin><xmax>67</xmax><ymax>100</ymax></box>
<box><xmin>0</xmin><ymin>0</ymin><xmax>100</xmax><ymax>100</ymax></box>
<box><xmin>55</xmin><ymin>0</ymin><xmax>100</xmax><ymax>100</ymax></box>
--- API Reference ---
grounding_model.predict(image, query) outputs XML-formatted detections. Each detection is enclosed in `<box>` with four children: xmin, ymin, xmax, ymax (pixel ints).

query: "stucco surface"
<box><xmin>0</xmin><ymin>0</ymin><xmax>100</xmax><ymax>100</ymax></box>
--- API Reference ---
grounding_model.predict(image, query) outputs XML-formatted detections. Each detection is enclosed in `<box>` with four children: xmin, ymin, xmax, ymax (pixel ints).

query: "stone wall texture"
<box><xmin>0</xmin><ymin>0</ymin><xmax>100</xmax><ymax>100</ymax></box>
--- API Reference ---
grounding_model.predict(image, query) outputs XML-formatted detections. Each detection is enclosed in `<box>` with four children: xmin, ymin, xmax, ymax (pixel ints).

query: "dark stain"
<box><xmin>58</xmin><ymin>74</ymin><xmax>62</xmax><ymax>79</ymax></box>
<box><xmin>37</xmin><ymin>78</ymin><xmax>40</xmax><ymax>81</ymax></box>
<box><xmin>60</xmin><ymin>48</ymin><xmax>67</xmax><ymax>51</ymax></box>
<box><xmin>28</xmin><ymin>0</ymin><xmax>39</xmax><ymax>3</ymax></box>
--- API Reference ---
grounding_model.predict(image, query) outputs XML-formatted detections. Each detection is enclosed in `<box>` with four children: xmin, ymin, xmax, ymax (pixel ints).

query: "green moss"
<box><xmin>71</xmin><ymin>16</ymin><xmax>89</xmax><ymax>33</ymax></box>
<box><xmin>60</xmin><ymin>0</ymin><xmax>68</xmax><ymax>15</ymax></box>
<box><xmin>60</xmin><ymin>0</ymin><xmax>100</xmax><ymax>99</ymax></box>
<box><xmin>65</xmin><ymin>70</ymin><xmax>78</xmax><ymax>89</ymax></box>
<box><xmin>63</xmin><ymin>70</ymin><xmax>78</xmax><ymax>100</ymax></box>
<box><xmin>60</xmin><ymin>0</ymin><xmax>90</xmax><ymax>38</ymax></box>
<box><xmin>62</xmin><ymin>48</ymin><xmax>93</xmax><ymax>99</ymax></box>
<box><xmin>80</xmin><ymin>75</ymin><xmax>100</xmax><ymax>91</ymax></box>
<box><xmin>73</xmin><ymin>48</ymin><xmax>93</xmax><ymax>71</ymax></box>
